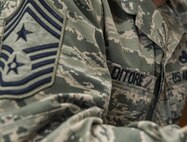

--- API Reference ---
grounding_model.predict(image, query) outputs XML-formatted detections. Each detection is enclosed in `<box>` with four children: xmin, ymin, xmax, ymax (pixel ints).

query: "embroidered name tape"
<box><xmin>0</xmin><ymin>0</ymin><xmax>65</xmax><ymax>98</ymax></box>
<box><xmin>167</xmin><ymin>70</ymin><xmax>187</xmax><ymax>85</ymax></box>
<box><xmin>107</xmin><ymin>61</ymin><xmax>156</xmax><ymax>92</ymax></box>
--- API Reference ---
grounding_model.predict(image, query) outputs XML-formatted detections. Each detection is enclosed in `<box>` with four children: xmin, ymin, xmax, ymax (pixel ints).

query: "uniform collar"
<box><xmin>120</xmin><ymin>0</ymin><xmax>138</xmax><ymax>15</ymax></box>
<box><xmin>158</xmin><ymin>4</ymin><xmax>184</xmax><ymax>62</ymax></box>
<box><xmin>120</xmin><ymin>0</ymin><xmax>184</xmax><ymax>61</ymax></box>
<box><xmin>121</xmin><ymin>0</ymin><xmax>166</xmax><ymax>49</ymax></box>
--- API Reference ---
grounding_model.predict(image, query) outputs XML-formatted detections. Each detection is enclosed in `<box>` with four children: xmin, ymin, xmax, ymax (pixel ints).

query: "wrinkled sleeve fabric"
<box><xmin>40</xmin><ymin>108</ymin><xmax>187</xmax><ymax>142</ymax></box>
<box><xmin>0</xmin><ymin>0</ymin><xmax>187</xmax><ymax>142</ymax></box>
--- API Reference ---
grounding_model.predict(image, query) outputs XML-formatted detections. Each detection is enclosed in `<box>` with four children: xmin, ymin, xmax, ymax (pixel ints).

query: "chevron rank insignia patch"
<box><xmin>0</xmin><ymin>0</ymin><xmax>66</xmax><ymax>98</ymax></box>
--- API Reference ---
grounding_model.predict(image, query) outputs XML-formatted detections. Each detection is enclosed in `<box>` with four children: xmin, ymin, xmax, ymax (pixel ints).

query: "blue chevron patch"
<box><xmin>0</xmin><ymin>0</ymin><xmax>65</xmax><ymax>98</ymax></box>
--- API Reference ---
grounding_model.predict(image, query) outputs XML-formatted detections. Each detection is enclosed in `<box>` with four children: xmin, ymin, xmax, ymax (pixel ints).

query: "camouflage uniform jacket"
<box><xmin>151</xmin><ymin>1</ymin><xmax>187</xmax><ymax>125</ymax></box>
<box><xmin>0</xmin><ymin>0</ymin><xmax>187</xmax><ymax>141</ymax></box>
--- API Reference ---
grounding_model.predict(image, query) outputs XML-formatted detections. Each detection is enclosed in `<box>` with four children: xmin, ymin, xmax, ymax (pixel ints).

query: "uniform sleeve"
<box><xmin>0</xmin><ymin>0</ymin><xmax>187</xmax><ymax>142</ymax></box>
<box><xmin>40</xmin><ymin>108</ymin><xmax>187</xmax><ymax>142</ymax></box>
<box><xmin>0</xmin><ymin>0</ymin><xmax>4</xmax><ymax>15</ymax></box>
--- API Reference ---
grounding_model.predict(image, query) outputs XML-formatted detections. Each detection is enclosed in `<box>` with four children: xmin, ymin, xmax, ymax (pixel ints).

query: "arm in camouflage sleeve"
<box><xmin>0</xmin><ymin>1</ymin><xmax>3</xmax><ymax>15</ymax></box>
<box><xmin>41</xmin><ymin>107</ymin><xmax>187</xmax><ymax>142</ymax></box>
<box><xmin>0</xmin><ymin>0</ymin><xmax>187</xmax><ymax>142</ymax></box>
<box><xmin>2</xmin><ymin>105</ymin><xmax>187</xmax><ymax>142</ymax></box>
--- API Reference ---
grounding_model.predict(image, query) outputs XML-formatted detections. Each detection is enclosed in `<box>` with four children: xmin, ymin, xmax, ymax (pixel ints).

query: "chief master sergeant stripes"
<box><xmin>0</xmin><ymin>0</ymin><xmax>65</xmax><ymax>98</ymax></box>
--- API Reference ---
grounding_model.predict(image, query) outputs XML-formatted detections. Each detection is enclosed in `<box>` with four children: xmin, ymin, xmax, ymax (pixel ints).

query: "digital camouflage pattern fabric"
<box><xmin>0</xmin><ymin>0</ymin><xmax>187</xmax><ymax>141</ymax></box>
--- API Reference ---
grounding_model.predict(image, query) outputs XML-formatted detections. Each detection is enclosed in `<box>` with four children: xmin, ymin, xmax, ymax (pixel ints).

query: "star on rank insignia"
<box><xmin>7</xmin><ymin>55</ymin><xmax>25</xmax><ymax>75</ymax></box>
<box><xmin>16</xmin><ymin>24</ymin><xmax>33</xmax><ymax>41</ymax></box>
<box><xmin>0</xmin><ymin>0</ymin><xmax>66</xmax><ymax>98</ymax></box>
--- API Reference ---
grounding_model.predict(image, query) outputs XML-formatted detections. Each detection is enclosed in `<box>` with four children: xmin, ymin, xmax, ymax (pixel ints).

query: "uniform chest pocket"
<box><xmin>106</xmin><ymin>62</ymin><xmax>156</xmax><ymax>126</ymax></box>
<box><xmin>166</xmin><ymin>71</ymin><xmax>187</xmax><ymax>121</ymax></box>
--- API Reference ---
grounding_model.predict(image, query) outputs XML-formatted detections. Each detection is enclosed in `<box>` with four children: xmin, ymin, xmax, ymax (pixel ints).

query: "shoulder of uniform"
<box><xmin>0</xmin><ymin>0</ymin><xmax>20</xmax><ymax>18</ymax></box>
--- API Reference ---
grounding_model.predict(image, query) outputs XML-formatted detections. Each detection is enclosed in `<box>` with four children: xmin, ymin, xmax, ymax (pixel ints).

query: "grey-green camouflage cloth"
<box><xmin>152</xmin><ymin>0</ymin><xmax>187</xmax><ymax>126</ymax></box>
<box><xmin>0</xmin><ymin>0</ymin><xmax>187</xmax><ymax>141</ymax></box>
<box><xmin>169</xmin><ymin>0</ymin><xmax>187</xmax><ymax>31</ymax></box>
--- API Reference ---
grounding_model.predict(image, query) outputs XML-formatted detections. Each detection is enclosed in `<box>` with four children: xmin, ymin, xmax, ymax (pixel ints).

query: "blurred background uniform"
<box><xmin>169</xmin><ymin>0</ymin><xmax>187</xmax><ymax>127</ymax></box>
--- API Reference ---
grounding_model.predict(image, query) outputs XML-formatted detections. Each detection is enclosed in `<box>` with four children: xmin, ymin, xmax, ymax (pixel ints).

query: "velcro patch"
<box><xmin>107</xmin><ymin>61</ymin><xmax>156</xmax><ymax>93</ymax></box>
<box><xmin>0</xmin><ymin>0</ymin><xmax>65</xmax><ymax>98</ymax></box>
<box><xmin>166</xmin><ymin>70</ymin><xmax>187</xmax><ymax>85</ymax></box>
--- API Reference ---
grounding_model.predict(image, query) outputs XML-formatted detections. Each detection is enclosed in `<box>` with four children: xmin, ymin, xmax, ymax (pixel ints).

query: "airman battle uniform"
<box><xmin>0</xmin><ymin>0</ymin><xmax>187</xmax><ymax>142</ymax></box>
<box><xmin>152</xmin><ymin>0</ymin><xmax>187</xmax><ymax>125</ymax></box>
